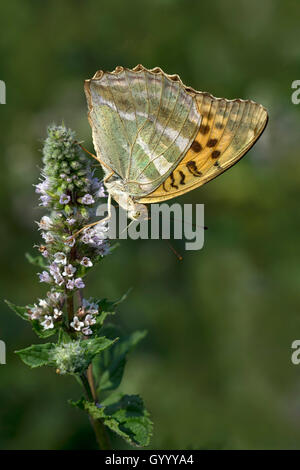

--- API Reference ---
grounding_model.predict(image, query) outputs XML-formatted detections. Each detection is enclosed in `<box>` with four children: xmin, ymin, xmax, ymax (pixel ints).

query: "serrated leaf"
<box><xmin>5</xmin><ymin>300</ymin><xmax>30</xmax><ymax>321</ymax></box>
<box><xmin>92</xmin><ymin>291</ymin><xmax>132</xmax><ymax>337</ymax></box>
<box><xmin>102</xmin><ymin>394</ymin><xmax>152</xmax><ymax>446</ymax></box>
<box><xmin>83</xmin><ymin>336</ymin><xmax>117</xmax><ymax>365</ymax></box>
<box><xmin>69</xmin><ymin>397</ymin><xmax>86</xmax><ymax>411</ymax></box>
<box><xmin>5</xmin><ymin>300</ymin><xmax>58</xmax><ymax>338</ymax></box>
<box><xmin>25</xmin><ymin>252</ymin><xmax>47</xmax><ymax>268</ymax></box>
<box><xmin>70</xmin><ymin>394</ymin><xmax>152</xmax><ymax>447</ymax></box>
<box><xmin>16</xmin><ymin>343</ymin><xmax>56</xmax><ymax>368</ymax></box>
<box><xmin>96</xmin><ymin>309</ymin><xmax>115</xmax><ymax>328</ymax></box>
<box><xmin>93</xmin><ymin>328</ymin><xmax>147</xmax><ymax>392</ymax></box>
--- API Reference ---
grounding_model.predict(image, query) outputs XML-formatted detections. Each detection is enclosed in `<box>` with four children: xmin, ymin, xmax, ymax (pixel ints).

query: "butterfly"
<box><xmin>84</xmin><ymin>64</ymin><xmax>268</xmax><ymax>221</ymax></box>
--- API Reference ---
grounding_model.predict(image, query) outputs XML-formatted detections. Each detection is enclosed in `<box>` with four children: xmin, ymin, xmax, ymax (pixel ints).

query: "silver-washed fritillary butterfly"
<box><xmin>84</xmin><ymin>65</ymin><xmax>268</xmax><ymax>220</ymax></box>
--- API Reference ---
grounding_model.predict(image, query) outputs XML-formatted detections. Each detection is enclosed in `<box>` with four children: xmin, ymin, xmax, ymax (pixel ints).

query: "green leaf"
<box><xmin>94</xmin><ymin>299</ymin><xmax>116</xmax><ymax>333</ymax></box>
<box><xmin>5</xmin><ymin>300</ymin><xmax>57</xmax><ymax>338</ymax></box>
<box><xmin>16</xmin><ymin>343</ymin><xmax>56</xmax><ymax>368</ymax></box>
<box><xmin>96</xmin><ymin>309</ymin><xmax>115</xmax><ymax>328</ymax></box>
<box><xmin>102</xmin><ymin>394</ymin><xmax>152</xmax><ymax>446</ymax></box>
<box><xmin>5</xmin><ymin>300</ymin><xmax>30</xmax><ymax>321</ymax></box>
<box><xmin>84</xmin><ymin>336</ymin><xmax>118</xmax><ymax>364</ymax></box>
<box><xmin>25</xmin><ymin>252</ymin><xmax>47</xmax><ymax>268</ymax></box>
<box><xmin>58</xmin><ymin>328</ymin><xmax>72</xmax><ymax>344</ymax></box>
<box><xmin>70</xmin><ymin>394</ymin><xmax>152</xmax><ymax>447</ymax></box>
<box><xmin>93</xmin><ymin>326</ymin><xmax>147</xmax><ymax>392</ymax></box>
<box><xmin>92</xmin><ymin>291</ymin><xmax>132</xmax><ymax>336</ymax></box>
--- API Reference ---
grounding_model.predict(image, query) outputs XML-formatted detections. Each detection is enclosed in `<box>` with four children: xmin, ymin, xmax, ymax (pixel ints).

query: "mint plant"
<box><xmin>6</xmin><ymin>125</ymin><xmax>152</xmax><ymax>449</ymax></box>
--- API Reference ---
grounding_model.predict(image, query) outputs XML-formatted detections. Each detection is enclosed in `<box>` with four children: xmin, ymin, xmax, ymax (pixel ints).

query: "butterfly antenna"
<box><xmin>75</xmin><ymin>141</ymin><xmax>114</xmax><ymax>172</ymax></box>
<box><xmin>167</xmin><ymin>242</ymin><xmax>183</xmax><ymax>261</ymax></box>
<box><xmin>120</xmin><ymin>219</ymin><xmax>136</xmax><ymax>235</ymax></box>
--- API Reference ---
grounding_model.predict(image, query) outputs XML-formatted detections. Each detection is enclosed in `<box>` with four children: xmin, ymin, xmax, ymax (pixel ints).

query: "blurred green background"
<box><xmin>1</xmin><ymin>0</ymin><xmax>300</xmax><ymax>450</ymax></box>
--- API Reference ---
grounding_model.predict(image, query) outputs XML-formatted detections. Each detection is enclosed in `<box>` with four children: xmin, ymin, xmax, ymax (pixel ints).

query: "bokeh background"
<box><xmin>1</xmin><ymin>0</ymin><xmax>300</xmax><ymax>450</ymax></box>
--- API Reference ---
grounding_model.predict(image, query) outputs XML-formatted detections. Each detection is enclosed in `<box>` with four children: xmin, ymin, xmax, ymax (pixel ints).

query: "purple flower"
<box><xmin>49</xmin><ymin>262</ymin><xmax>60</xmax><ymax>276</ymax></box>
<box><xmin>41</xmin><ymin>315</ymin><xmax>54</xmax><ymax>330</ymax></box>
<box><xmin>81</xmin><ymin>232</ymin><xmax>93</xmax><ymax>244</ymax></box>
<box><xmin>66</xmin><ymin>217</ymin><xmax>76</xmax><ymax>226</ymax></box>
<box><xmin>82</xmin><ymin>327</ymin><xmax>93</xmax><ymax>336</ymax></box>
<box><xmin>37</xmin><ymin>216</ymin><xmax>52</xmax><ymax>230</ymax></box>
<box><xmin>53</xmin><ymin>308</ymin><xmax>63</xmax><ymax>319</ymax></box>
<box><xmin>53</xmin><ymin>274</ymin><xmax>64</xmax><ymax>286</ymax></box>
<box><xmin>41</xmin><ymin>231</ymin><xmax>55</xmax><ymax>243</ymax></box>
<box><xmin>70</xmin><ymin>316</ymin><xmax>84</xmax><ymax>331</ymax></box>
<box><xmin>97</xmin><ymin>241</ymin><xmax>110</xmax><ymax>257</ymax></box>
<box><xmin>65</xmin><ymin>236</ymin><xmax>76</xmax><ymax>247</ymax></box>
<box><xmin>66</xmin><ymin>279</ymin><xmax>75</xmax><ymax>290</ymax></box>
<box><xmin>38</xmin><ymin>271</ymin><xmax>52</xmax><ymax>283</ymax></box>
<box><xmin>62</xmin><ymin>264</ymin><xmax>76</xmax><ymax>277</ymax></box>
<box><xmin>74</xmin><ymin>278</ymin><xmax>85</xmax><ymax>289</ymax></box>
<box><xmin>53</xmin><ymin>252</ymin><xmax>67</xmax><ymax>265</ymax></box>
<box><xmin>35</xmin><ymin>179</ymin><xmax>50</xmax><ymax>194</ymax></box>
<box><xmin>95</xmin><ymin>184</ymin><xmax>106</xmax><ymax>198</ymax></box>
<box><xmin>39</xmin><ymin>194</ymin><xmax>51</xmax><ymax>207</ymax></box>
<box><xmin>80</xmin><ymin>194</ymin><xmax>95</xmax><ymax>205</ymax></box>
<box><xmin>80</xmin><ymin>257</ymin><xmax>93</xmax><ymax>267</ymax></box>
<box><xmin>59</xmin><ymin>193</ymin><xmax>71</xmax><ymax>205</ymax></box>
<box><xmin>84</xmin><ymin>314</ymin><xmax>96</xmax><ymax>326</ymax></box>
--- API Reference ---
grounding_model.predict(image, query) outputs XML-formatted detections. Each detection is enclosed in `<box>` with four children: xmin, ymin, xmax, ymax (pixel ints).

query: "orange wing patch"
<box><xmin>138</xmin><ymin>93</ymin><xmax>268</xmax><ymax>203</ymax></box>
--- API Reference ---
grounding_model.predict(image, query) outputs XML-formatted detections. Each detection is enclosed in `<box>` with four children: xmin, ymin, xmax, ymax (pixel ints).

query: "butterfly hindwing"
<box><xmin>138</xmin><ymin>93</ymin><xmax>268</xmax><ymax>203</ymax></box>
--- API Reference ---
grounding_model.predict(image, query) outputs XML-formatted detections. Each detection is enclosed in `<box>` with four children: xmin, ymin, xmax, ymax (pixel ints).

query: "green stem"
<box><xmin>80</xmin><ymin>372</ymin><xmax>111</xmax><ymax>450</ymax></box>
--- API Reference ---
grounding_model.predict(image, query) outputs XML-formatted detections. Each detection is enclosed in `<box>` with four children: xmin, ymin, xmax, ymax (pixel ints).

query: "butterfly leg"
<box><xmin>73</xmin><ymin>193</ymin><xmax>112</xmax><ymax>238</ymax></box>
<box><xmin>103</xmin><ymin>171</ymin><xmax>115</xmax><ymax>183</ymax></box>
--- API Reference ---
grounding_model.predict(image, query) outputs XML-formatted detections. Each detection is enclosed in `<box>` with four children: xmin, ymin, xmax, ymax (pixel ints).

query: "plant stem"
<box><xmin>87</xmin><ymin>364</ymin><xmax>97</xmax><ymax>401</ymax></box>
<box><xmin>66</xmin><ymin>294</ymin><xmax>74</xmax><ymax>324</ymax></box>
<box><xmin>67</xmin><ymin>287</ymin><xmax>111</xmax><ymax>450</ymax></box>
<box><xmin>80</xmin><ymin>372</ymin><xmax>111</xmax><ymax>450</ymax></box>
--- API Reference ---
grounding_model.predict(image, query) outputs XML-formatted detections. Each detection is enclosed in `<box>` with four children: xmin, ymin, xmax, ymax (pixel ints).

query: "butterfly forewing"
<box><xmin>85</xmin><ymin>66</ymin><xmax>201</xmax><ymax>196</ymax></box>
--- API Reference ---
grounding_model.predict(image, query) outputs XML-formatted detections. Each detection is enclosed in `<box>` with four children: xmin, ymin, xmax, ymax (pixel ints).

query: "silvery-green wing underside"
<box><xmin>84</xmin><ymin>65</ymin><xmax>202</xmax><ymax>197</ymax></box>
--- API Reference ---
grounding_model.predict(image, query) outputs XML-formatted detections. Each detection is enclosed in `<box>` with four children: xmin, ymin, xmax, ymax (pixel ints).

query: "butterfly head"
<box><xmin>127</xmin><ymin>202</ymin><xmax>148</xmax><ymax>221</ymax></box>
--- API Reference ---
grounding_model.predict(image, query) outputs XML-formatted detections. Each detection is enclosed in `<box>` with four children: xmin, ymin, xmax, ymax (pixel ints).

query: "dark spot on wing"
<box><xmin>186</xmin><ymin>160</ymin><xmax>202</xmax><ymax>176</ymax></box>
<box><xmin>162</xmin><ymin>181</ymin><xmax>168</xmax><ymax>192</ymax></box>
<box><xmin>170</xmin><ymin>172</ymin><xmax>178</xmax><ymax>189</ymax></box>
<box><xmin>191</xmin><ymin>140</ymin><xmax>202</xmax><ymax>152</ymax></box>
<box><xmin>211</xmin><ymin>150</ymin><xmax>221</xmax><ymax>159</ymax></box>
<box><xmin>207</xmin><ymin>138</ymin><xmax>218</xmax><ymax>147</ymax></box>
<box><xmin>200</xmin><ymin>124</ymin><xmax>210</xmax><ymax>134</ymax></box>
<box><xmin>179</xmin><ymin>170</ymin><xmax>185</xmax><ymax>185</ymax></box>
